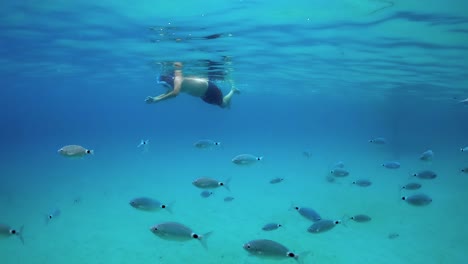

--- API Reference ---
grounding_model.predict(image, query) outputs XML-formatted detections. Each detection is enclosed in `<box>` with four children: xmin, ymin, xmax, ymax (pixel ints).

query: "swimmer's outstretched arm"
<box><xmin>145</xmin><ymin>63</ymin><xmax>183</xmax><ymax>104</ymax></box>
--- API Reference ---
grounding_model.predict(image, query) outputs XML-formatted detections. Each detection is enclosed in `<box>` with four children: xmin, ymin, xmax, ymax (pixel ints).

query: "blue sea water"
<box><xmin>1</xmin><ymin>1</ymin><xmax>468</xmax><ymax>263</ymax></box>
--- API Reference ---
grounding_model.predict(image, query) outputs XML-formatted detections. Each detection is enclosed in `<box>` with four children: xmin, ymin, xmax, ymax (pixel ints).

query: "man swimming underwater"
<box><xmin>145</xmin><ymin>62</ymin><xmax>240</xmax><ymax>108</ymax></box>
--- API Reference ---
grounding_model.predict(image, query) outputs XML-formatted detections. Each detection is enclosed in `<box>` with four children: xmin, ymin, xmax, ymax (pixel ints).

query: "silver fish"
<box><xmin>307</xmin><ymin>219</ymin><xmax>340</xmax><ymax>233</ymax></box>
<box><xmin>401</xmin><ymin>183</ymin><xmax>422</xmax><ymax>190</ymax></box>
<box><xmin>330</xmin><ymin>168</ymin><xmax>349</xmax><ymax>177</ymax></box>
<box><xmin>0</xmin><ymin>224</ymin><xmax>24</xmax><ymax>244</ymax></box>
<box><xmin>232</xmin><ymin>154</ymin><xmax>263</xmax><ymax>165</ymax></box>
<box><xmin>461</xmin><ymin>146</ymin><xmax>468</xmax><ymax>152</ymax></box>
<box><xmin>419</xmin><ymin>150</ymin><xmax>433</xmax><ymax>161</ymax></box>
<box><xmin>129</xmin><ymin>197</ymin><xmax>172</xmax><ymax>213</ymax></box>
<box><xmin>349</xmin><ymin>214</ymin><xmax>371</xmax><ymax>222</ymax></box>
<box><xmin>382</xmin><ymin>161</ymin><xmax>400</xmax><ymax>169</ymax></box>
<box><xmin>45</xmin><ymin>208</ymin><xmax>61</xmax><ymax>225</ymax></box>
<box><xmin>192</xmin><ymin>177</ymin><xmax>230</xmax><ymax>191</ymax></box>
<box><xmin>369</xmin><ymin>137</ymin><xmax>387</xmax><ymax>144</ymax></box>
<box><xmin>149</xmin><ymin>222</ymin><xmax>211</xmax><ymax>249</ymax></box>
<box><xmin>333</xmin><ymin>161</ymin><xmax>345</xmax><ymax>168</ymax></box>
<box><xmin>194</xmin><ymin>139</ymin><xmax>221</xmax><ymax>149</ymax></box>
<box><xmin>352</xmin><ymin>179</ymin><xmax>372</xmax><ymax>187</ymax></box>
<box><xmin>402</xmin><ymin>194</ymin><xmax>432</xmax><ymax>206</ymax></box>
<box><xmin>262</xmin><ymin>223</ymin><xmax>282</xmax><ymax>231</ymax></box>
<box><xmin>224</xmin><ymin>196</ymin><xmax>234</xmax><ymax>202</ymax></box>
<box><xmin>200</xmin><ymin>191</ymin><xmax>214</xmax><ymax>198</ymax></box>
<box><xmin>413</xmin><ymin>170</ymin><xmax>437</xmax><ymax>180</ymax></box>
<box><xmin>293</xmin><ymin>206</ymin><xmax>321</xmax><ymax>222</ymax></box>
<box><xmin>137</xmin><ymin>139</ymin><xmax>150</xmax><ymax>153</ymax></box>
<box><xmin>461</xmin><ymin>168</ymin><xmax>468</xmax><ymax>173</ymax></box>
<box><xmin>137</xmin><ymin>139</ymin><xmax>149</xmax><ymax>148</ymax></box>
<box><xmin>58</xmin><ymin>145</ymin><xmax>94</xmax><ymax>158</ymax></box>
<box><xmin>269</xmin><ymin>177</ymin><xmax>284</xmax><ymax>184</ymax></box>
<box><xmin>243</xmin><ymin>239</ymin><xmax>303</xmax><ymax>262</ymax></box>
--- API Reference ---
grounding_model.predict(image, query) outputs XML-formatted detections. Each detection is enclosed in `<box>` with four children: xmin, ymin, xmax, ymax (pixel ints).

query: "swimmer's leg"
<box><xmin>221</xmin><ymin>86</ymin><xmax>240</xmax><ymax>108</ymax></box>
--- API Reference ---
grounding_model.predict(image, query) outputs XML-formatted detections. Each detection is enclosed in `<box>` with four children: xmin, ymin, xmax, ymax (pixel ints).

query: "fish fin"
<box><xmin>199</xmin><ymin>231</ymin><xmax>213</xmax><ymax>249</ymax></box>
<box><xmin>18</xmin><ymin>225</ymin><xmax>24</xmax><ymax>245</ymax></box>
<box><xmin>166</xmin><ymin>201</ymin><xmax>175</xmax><ymax>214</ymax></box>
<box><xmin>341</xmin><ymin>214</ymin><xmax>350</xmax><ymax>227</ymax></box>
<box><xmin>224</xmin><ymin>177</ymin><xmax>232</xmax><ymax>192</ymax></box>
<box><xmin>296</xmin><ymin>251</ymin><xmax>311</xmax><ymax>264</ymax></box>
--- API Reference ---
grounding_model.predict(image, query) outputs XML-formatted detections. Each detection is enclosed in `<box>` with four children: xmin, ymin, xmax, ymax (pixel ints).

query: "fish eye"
<box><xmin>246</xmin><ymin>244</ymin><xmax>251</xmax><ymax>249</ymax></box>
<box><xmin>335</xmin><ymin>220</ymin><xmax>340</xmax><ymax>224</ymax></box>
<box><xmin>401</xmin><ymin>197</ymin><xmax>406</xmax><ymax>200</ymax></box>
<box><xmin>49</xmin><ymin>215</ymin><xmax>53</xmax><ymax>219</ymax></box>
<box><xmin>220</xmin><ymin>183</ymin><xmax>224</xmax><ymax>186</ymax></box>
<box><xmin>161</xmin><ymin>205</ymin><xmax>166</xmax><ymax>208</ymax></box>
<box><xmin>192</xmin><ymin>234</ymin><xmax>199</xmax><ymax>239</ymax></box>
<box><xmin>295</xmin><ymin>207</ymin><xmax>299</xmax><ymax>210</ymax></box>
<box><xmin>288</xmin><ymin>252</ymin><xmax>295</xmax><ymax>257</ymax></box>
<box><xmin>11</xmin><ymin>230</ymin><xmax>16</xmax><ymax>234</ymax></box>
<box><xmin>413</xmin><ymin>173</ymin><xmax>417</xmax><ymax>176</ymax></box>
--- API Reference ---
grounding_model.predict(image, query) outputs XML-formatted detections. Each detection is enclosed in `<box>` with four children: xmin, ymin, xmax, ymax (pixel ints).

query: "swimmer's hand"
<box><xmin>145</xmin><ymin>96</ymin><xmax>157</xmax><ymax>104</ymax></box>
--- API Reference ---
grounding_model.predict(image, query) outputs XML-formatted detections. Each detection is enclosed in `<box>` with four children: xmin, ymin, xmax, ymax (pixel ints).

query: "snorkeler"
<box><xmin>145</xmin><ymin>62</ymin><xmax>240</xmax><ymax>108</ymax></box>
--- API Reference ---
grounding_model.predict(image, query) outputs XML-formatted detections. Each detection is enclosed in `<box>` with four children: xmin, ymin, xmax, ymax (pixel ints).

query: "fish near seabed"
<box><xmin>307</xmin><ymin>219</ymin><xmax>341</xmax><ymax>233</ymax></box>
<box><xmin>401</xmin><ymin>193</ymin><xmax>432</xmax><ymax>206</ymax></box>
<box><xmin>243</xmin><ymin>239</ymin><xmax>307</xmax><ymax>263</ymax></box>
<box><xmin>262</xmin><ymin>223</ymin><xmax>282</xmax><ymax>231</ymax></box>
<box><xmin>232</xmin><ymin>154</ymin><xmax>263</xmax><ymax>165</ymax></box>
<box><xmin>149</xmin><ymin>222</ymin><xmax>212</xmax><ymax>249</ymax></box>
<box><xmin>192</xmin><ymin>177</ymin><xmax>231</xmax><ymax>191</ymax></box>
<box><xmin>129</xmin><ymin>197</ymin><xmax>172</xmax><ymax>213</ymax></box>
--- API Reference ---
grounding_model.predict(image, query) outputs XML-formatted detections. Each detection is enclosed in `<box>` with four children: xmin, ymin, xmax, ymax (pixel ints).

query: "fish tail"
<box><xmin>224</xmin><ymin>178</ymin><xmax>232</xmax><ymax>192</ymax></box>
<box><xmin>296</xmin><ymin>251</ymin><xmax>311</xmax><ymax>264</ymax></box>
<box><xmin>18</xmin><ymin>225</ymin><xmax>24</xmax><ymax>245</ymax></box>
<box><xmin>166</xmin><ymin>201</ymin><xmax>175</xmax><ymax>214</ymax></box>
<box><xmin>341</xmin><ymin>214</ymin><xmax>350</xmax><ymax>227</ymax></box>
<box><xmin>199</xmin><ymin>231</ymin><xmax>213</xmax><ymax>249</ymax></box>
